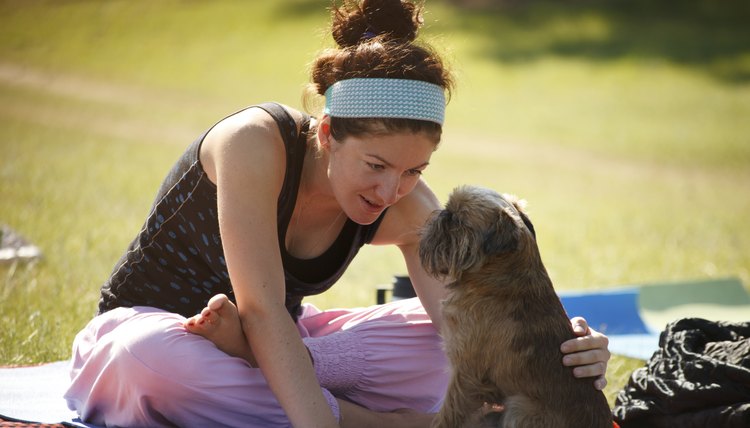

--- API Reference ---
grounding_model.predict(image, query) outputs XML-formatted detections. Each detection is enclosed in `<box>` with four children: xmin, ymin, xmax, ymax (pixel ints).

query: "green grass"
<box><xmin>2</xmin><ymin>0</ymin><xmax>749</xmax><ymax>407</ymax></box>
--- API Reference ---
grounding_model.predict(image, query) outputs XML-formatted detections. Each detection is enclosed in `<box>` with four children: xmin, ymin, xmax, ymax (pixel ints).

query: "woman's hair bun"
<box><xmin>306</xmin><ymin>0</ymin><xmax>452</xmax><ymax>122</ymax></box>
<box><xmin>332</xmin><ymin>0</ymin><xmax>422</xmax><ymax>48</ymax></box>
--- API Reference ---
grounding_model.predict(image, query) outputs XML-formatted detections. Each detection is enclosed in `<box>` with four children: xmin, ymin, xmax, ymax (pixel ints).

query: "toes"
<box><xmin>184</xmin><ymin>314</ymin><xmax>217</xmax><ymax>338</ymax></box>
<box><xmin>184</xmin><ymin>315</ymin><xmax>201</xmax><ymax>331</ymax></box>
<box><xmin>200</xmin><ymin>306</ymin><xmax>214</xmax><ymax>319</ymax></box>
<box><xmin>185</xmin><ymin>311</ymin><xmax>214</xmax><ymax>328</ymax></box>
<box><xmin>207</xmin><ymin>293</ymin><xmax>229</xmax><ymax>311</ymax></box>
<box><xmin>184</xmin><ymin>294</ymin><xmax>235</xmax><ymax>335</ymax></box>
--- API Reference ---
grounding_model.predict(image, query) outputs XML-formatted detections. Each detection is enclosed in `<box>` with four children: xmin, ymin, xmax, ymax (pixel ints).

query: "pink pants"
<box><xmin>64</xmin><ymin>298</ymin><xmax>449</xmax><ymax>427</ymax></box>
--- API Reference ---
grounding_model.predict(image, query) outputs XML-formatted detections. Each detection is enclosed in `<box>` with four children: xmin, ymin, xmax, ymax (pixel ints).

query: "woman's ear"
<box><xmin>317</xmin><ymin>115</ymin><xmax>332</xmax><ymax>150</ymax></box>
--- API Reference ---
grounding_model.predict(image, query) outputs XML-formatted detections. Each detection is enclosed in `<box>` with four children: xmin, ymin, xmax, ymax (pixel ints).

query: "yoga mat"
<box><xmin>0</xmin><ymin>361</ymin><xmax>101</xmax><ymax>428</ymax></box>
<box><xmin>559</xmin><ymin>288</ymin><xmax>660</xmax><ymax>360</ymax></box>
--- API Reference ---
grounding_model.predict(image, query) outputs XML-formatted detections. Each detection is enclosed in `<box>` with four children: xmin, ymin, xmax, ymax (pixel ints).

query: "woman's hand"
<box><xmin>560</xmin><ymin>317</ymin><xmax>611</xmax><ymax>390</ymax></box>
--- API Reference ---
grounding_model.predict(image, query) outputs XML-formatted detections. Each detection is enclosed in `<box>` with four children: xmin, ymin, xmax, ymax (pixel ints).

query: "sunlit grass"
<box><xmin>0</xmin><ymin>117</ymin><xmax>181</xmax><ymax>364</ymax></box>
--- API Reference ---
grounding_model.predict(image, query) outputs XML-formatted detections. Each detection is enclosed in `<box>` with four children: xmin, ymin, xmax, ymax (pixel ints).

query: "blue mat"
<box><xmin>559</xmin><ymin>287</ymin><xmax>660</xmax><ymax>360</ymax></box>
<box><xmin>560</xmin><ymin>287</ymin><xmax>652</xmax><ymax>335</ymax></box>
<box><xmin>0</xmin><ymin>361</ymin><xmax>100</xmax><ymax>427</ymax></box>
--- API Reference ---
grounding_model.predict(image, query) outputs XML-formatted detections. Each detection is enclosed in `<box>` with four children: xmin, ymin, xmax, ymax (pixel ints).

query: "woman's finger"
<box><xmin>561</xmin><ymin>330</ymin><xmax>609</xmax><ymax>354</ymax></box>
<box><xmin>570</xmin><ymin>361</ymin><xmax>608</xmax><ymax>378</ymax></box>
<box><xmin>570</xmin><ymin>316</ymin><xmax>590</xmax><ymax>336</ymax></box>
<box><xmin>563</xmin><ymin>347</ymin><xmax>612</xmax><ymax>368</ymax></box>
<box><xmin>594</xmin><ymin>376</ymin><xmax>608</xmax><ymax>391</ymax></box>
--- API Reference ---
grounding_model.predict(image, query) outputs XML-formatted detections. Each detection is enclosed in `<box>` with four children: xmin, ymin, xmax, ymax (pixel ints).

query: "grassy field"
<box><xmin>2</xmin><ymin>0</ymin><xmax>749</xmax><ymax>406</ymax></box>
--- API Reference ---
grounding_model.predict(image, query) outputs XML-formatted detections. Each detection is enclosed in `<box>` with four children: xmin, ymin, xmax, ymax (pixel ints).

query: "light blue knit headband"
<box><xmin>324</xmin><ymin>78</ymin><xmax>446</xmax><ymax>125</ymax></box>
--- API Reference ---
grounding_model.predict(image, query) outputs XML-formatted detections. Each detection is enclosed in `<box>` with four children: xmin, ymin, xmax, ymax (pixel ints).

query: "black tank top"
<box><xmin>98</xmin><ymin>103</ymin><xmax>386</xmax><ymax>320</ymax></box>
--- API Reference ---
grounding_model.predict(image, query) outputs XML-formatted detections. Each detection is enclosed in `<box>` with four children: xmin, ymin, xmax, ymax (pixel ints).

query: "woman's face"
<box><xmin>323</xmin><ymin>126</ymin><xmax>437</xmax><ymax>225</ymax></box>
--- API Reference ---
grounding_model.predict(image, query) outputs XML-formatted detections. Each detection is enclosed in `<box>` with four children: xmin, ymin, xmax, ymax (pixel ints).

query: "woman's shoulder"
<box><xmin>211</xmin><ymin>104</ymin><xmax>297</xmax><ymax>141</ymax></box>
<box><xmin>199</xmin><ymin>104</ymin><xmax>304</xmax><ymax>184</ymax></box>
<box><xmin>372</xmin><ymin>179</ymin><xmax>442</xmax><ymax>247</ymax></box>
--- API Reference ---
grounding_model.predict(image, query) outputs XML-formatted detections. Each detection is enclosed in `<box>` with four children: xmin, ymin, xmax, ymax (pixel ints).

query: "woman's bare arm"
<box><xmin>372</xmin><ymin>180</ymin><xmax>448</xmax><ymax>332</ymax></box>
<box><xmin>203</xmin><ymin>108</ymin><xmax>338</xmax><ymax>427</ymax></box>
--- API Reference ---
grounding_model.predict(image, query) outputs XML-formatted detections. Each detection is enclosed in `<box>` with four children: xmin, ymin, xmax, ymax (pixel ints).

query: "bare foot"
<box><xmin>184</xmin><ymin>294</ymin><xmax>257</xmax><ymax>366</ymax></box>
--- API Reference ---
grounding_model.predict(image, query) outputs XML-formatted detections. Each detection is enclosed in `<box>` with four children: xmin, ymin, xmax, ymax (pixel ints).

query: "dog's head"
<box><xmin>419</xmin><ymin>185</ymin><xmax>536</xmax><ymax>280</ymax></box>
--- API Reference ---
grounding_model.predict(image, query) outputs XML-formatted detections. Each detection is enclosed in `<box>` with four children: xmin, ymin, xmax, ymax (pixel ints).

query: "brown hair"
<box><xmin>306</xmin><ymin>0</ymin><xmax>453</xmax><ymax>142</ymax></box>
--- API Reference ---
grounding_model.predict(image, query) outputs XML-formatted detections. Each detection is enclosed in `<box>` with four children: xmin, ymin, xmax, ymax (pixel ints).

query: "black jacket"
<box><xmin>614</xmin><ymin>318</ymin><xmax>750</xmax><ymax>428</ymax></box>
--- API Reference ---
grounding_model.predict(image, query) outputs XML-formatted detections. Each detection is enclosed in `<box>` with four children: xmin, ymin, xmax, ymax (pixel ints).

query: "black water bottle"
<box><xmin>376</xmin><ymin>275</ymin><xmax>417</xmax><ymax>304</ymax></box>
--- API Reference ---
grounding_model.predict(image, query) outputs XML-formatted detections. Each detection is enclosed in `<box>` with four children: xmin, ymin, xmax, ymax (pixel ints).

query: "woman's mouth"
<box><xmin>360</xmin><ymin>195</ymin><xmax>385</xmax><ymax>213</ymax></box>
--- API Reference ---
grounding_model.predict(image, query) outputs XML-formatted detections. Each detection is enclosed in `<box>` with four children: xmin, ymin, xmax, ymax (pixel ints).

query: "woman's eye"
<box><xmin>368</xmin><ymin>163</ymin><xmax>385</xmax><ymax>171</ymax></box>
<box><xmin>406</xmin><ymin>169</ymin><xmax>423</xmax><ymax>176</ymax></box>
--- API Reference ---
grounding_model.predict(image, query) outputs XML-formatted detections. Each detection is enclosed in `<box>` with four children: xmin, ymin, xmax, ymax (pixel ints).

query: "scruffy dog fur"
<box><xmin>419</xmin><ymin>186</ymin><xmax>613</xmax><ymax>428</ymax></box>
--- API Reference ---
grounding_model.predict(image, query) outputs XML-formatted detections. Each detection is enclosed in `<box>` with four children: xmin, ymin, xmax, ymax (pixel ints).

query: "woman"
<box><xmin>65</xmin><ymin>1</ymin><xmax>610</xmax><ymax>427</ymax></box>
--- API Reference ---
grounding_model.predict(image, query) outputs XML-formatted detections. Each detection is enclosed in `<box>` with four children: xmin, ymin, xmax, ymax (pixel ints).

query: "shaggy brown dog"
<box><xmin>419</xmin><ymin>186</ymin><xmax>613</xmax><ymax>428</ymax></box>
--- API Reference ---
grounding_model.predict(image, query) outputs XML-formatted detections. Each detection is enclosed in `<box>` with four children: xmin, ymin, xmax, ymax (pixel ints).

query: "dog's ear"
<box><xmin>419</xmin><ymin>208</ymin><xmax>487</xmax><ymax>279</ymax></box>
<box><xmin>482</xmin><ymin>193</ymin><xmax>539</xmax><ymax>255</ymax></box>
<box><xmin>501</xmin><ymin>193</ymin><xmax>537</xmax><ymax>240</ymax></box>
<box><xmin>482</xmin><ymin>204</ymin><xmax>522</xmax><ymax>256</ymax></box>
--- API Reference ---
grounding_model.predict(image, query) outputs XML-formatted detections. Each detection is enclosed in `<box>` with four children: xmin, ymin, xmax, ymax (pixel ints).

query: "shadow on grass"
<box><xmin>271</xmin><ymin>0</ymin><xmax>750</xmax><ymax>84</ymax></box>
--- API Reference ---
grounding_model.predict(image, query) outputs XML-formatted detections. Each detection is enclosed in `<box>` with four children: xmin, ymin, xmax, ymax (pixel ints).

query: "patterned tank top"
<box><xmin>98</xmin><ymin>103</ymin><xmax>386</xmax><ymax>320</ymax></box>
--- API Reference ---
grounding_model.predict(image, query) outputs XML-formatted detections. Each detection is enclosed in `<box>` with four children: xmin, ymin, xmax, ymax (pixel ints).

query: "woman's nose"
<box><xmin>376</xmin><ymin>175</ymin><xmax>401</xmax><ymax>205</ymax></box>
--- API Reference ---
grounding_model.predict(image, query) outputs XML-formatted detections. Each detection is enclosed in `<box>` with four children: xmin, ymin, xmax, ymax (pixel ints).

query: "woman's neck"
<box><xmin>299</xmin><ymin>133</ymin><xmax>338</xmax><ymax>213</ymax></box>
<box><xmin>286</xmin><ymin>136</ymin><xmax>345</xmax><ymax>258</ymax></box>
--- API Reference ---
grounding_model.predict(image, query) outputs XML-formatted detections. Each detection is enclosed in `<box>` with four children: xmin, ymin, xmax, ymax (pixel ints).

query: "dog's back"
<box><xmin>452</xmin><ymin>264</ymin><xmax>613</xmax><ymax>428</ymax></box>
<box><xmin>493</xmin><ymin>292</ymin><xmax>613</xmax><ymax>428</ymax></box>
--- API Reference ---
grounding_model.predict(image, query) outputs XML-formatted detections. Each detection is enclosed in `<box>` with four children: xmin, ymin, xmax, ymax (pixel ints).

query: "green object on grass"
<box><xmin>639</xmin><ymin>278</ymin><xmax>750</xmax><ymax>332</ymax></box>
